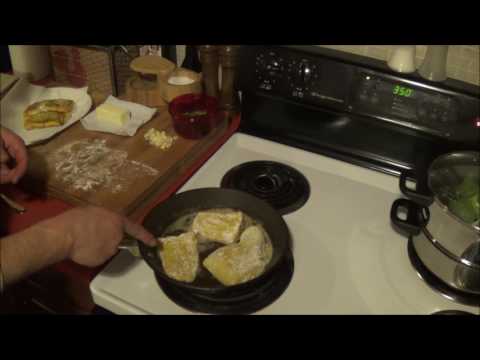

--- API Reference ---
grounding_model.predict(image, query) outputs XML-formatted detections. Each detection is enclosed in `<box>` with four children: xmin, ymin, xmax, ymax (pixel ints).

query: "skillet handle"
<box><xmin>390</xmin><ymin>198</ymin><xmax>428</xmax><ymax>236</ymax></box>
<box><xmin>399</xmin><ymin>171</ymin><xmax>433</xmax><ymax>207</ymax></box>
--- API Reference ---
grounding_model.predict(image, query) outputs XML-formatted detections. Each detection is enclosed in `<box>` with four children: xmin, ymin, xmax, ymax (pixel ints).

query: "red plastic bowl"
<box><xmin>169</xmin><ymin>93</ymin><xmax>219</xmax><ymax>140</ymax></box>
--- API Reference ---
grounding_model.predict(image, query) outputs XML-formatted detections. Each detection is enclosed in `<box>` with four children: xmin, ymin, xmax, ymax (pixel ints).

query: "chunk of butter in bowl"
<box><xmin>168</xmin><ymin>76</ymin><xmax>195</xmax><ymax>86</ymax></box>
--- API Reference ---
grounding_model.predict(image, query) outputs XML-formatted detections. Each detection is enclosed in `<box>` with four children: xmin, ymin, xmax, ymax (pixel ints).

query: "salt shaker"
<box><xmin>219</xmin><ymin>45</ymin><xmax>240</xmax><ymax>113</ymax></box>
<box><xmin>198</xmin><ymin>45</ymin><xmax>219</xmax><ymax>98</ymax></box>
<box><xmin>387</xmin><ymin>45</ymin><xmax>417</xmax><ymax>73</ymax></box>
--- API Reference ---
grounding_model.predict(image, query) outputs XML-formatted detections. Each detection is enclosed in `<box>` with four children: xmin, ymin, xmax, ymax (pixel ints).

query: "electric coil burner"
<box><xmin>221</xmin><ymin>161</ymin><xmax>310</xmax><ymax>215</ymax></box>
<box><xmin>408</xmin><ymin>238</ymin><xmax>480</xmax><ymax>307</ymax></box>
<box><xmin>155</xmin><ymin>252</ymin><xmax>294</xmax><ymax>314</ymax></box>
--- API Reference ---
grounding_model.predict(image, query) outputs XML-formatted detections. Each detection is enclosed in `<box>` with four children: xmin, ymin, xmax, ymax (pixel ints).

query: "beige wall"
<box><xmin>317</xmin><ymin>45</ymin><xmax>480</xmax><ymax>86</ymax></box>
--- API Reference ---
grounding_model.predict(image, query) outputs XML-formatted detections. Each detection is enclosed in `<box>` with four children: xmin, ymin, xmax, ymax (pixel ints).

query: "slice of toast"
<box><xmin>24</xmin><ymin>99</ymin><xmax>74</xmax><ymax>116</ymax></box>
<box><xmin>24</xmin><ymin>114</ymin><xmax>65</xmax><ymax>130</ymax></box>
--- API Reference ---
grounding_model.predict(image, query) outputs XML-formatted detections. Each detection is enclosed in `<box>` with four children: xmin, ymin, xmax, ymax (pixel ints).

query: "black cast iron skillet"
<box><xmin>137</xmin><ymin>188</ymin><xmax>292</xmax><ymax>296</ymax></box>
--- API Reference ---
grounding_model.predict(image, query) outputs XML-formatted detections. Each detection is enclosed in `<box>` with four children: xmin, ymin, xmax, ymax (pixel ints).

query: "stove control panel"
<box><xmin>254</xmin><ymin>49</ymin><xmax>352</xmax><ymax>110</ymax></box>
<box><xmin>351</xmin><ymin>72</ymin><xmax>459</xmax><ymax>137</ymax></box>
<box><xmin>240</xmin><ymin>46</ymin><xmax>479</xmax><ymax>142</ymax></box>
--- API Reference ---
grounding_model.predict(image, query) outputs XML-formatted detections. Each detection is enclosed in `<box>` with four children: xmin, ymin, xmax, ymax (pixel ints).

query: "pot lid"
<box><xmin>428</xmin><ymin>151</ymin><xmax>480</xmax><ymax>231</ymax></box>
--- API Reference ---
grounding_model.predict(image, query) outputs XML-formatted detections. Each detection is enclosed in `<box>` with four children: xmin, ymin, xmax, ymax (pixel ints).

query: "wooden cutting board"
<box><xmin>26</xmin><ymin>98</ymin><xmax>229</xmax><ymax>216</ymax></box>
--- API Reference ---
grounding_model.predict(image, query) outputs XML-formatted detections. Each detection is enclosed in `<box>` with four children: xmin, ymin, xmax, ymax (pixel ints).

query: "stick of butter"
<box><xmin>95</xmin><ymin>103</ymin><xmax>131</xmax><ymax>126</ymax></box>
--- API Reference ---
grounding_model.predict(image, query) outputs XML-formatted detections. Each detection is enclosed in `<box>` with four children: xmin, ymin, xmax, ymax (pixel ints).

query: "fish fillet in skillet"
<box><xmin>192</xmin><ymin>209</ymin><xmax>244</xmax><ymax>244</ymax></box>
<box><xmin>203</xmin><ymin>225</ymin><xmax>273</xmax><ymax>286</ymax></box>
<box><xmin>158</xmin><ymin>232</ymin><xmax>199</xmax><ymax>283</ymax></box>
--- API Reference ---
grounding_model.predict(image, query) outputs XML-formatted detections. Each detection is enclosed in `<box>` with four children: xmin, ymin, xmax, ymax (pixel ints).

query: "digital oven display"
<box><xmin>392</xmin><ymin>84</ymin><xmax>414</xmax><ymax>97</ymax></box>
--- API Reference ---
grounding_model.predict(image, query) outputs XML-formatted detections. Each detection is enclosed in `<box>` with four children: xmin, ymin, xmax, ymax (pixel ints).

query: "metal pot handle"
<box><xmin>390</xmin><ymin>198</ymin><xmax>429</xmax><ymax>236</ymax></box>
<box><xmin>399</xmin><ymin>171</ymin><xmax>433</xmax><ymax>207</ymax></box>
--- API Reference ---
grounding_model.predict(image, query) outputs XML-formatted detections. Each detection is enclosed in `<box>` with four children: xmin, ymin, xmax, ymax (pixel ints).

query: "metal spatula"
<box><xmin>118</xmin><ymin>234</ymin><xmax>143</xmax><ymax>257</ymax></box>
<box><xmin>119</xmin><ymin>230</ymin><xmax>183</xmax><ymax>257</ymax></box>
<box><xmin>0</xmin><ymin>193</ymin><xmax>26</xmax><ymax>214</ymax></box>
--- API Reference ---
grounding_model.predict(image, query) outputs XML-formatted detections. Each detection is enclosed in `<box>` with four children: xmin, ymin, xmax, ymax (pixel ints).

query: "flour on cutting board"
<box><xmin>47</xmin><ymin>139</ymin><xmax>158</xmax><ymax>193</ymax></box>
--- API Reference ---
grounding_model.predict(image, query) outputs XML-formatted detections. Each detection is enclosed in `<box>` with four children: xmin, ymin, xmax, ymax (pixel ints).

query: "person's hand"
<box><xmin>0</xmin><ymin>127</ymin><xmax>28</xmax><ymax>184</ymax></box>
<box><xmin>41</xmin><ymin>206</ymin><xmax>157</xmax><ymax>267</ymax></box>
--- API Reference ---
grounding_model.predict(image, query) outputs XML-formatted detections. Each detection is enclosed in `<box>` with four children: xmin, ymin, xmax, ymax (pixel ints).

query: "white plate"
<box><xmin>0</xmin><ymin>77</ymin><xmax>92</xmax><ymax>146</ymax></box>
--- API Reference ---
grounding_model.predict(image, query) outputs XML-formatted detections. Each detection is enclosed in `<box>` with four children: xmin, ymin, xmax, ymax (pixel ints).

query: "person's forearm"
<box><xmin>1</xmin><ymin>218</ymin><xmax>71</xmax><ymax>286</ymax></box>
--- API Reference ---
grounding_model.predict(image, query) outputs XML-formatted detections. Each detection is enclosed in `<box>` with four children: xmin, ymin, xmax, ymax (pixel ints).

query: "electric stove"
<box><xmin>90</xmin><ymin>45</ymin><xmax>480</xmax><ymax>315</ymax></box>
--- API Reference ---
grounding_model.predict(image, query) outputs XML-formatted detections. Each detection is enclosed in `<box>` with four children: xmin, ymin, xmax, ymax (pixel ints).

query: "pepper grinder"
<box><xmin>387</xmin><ymin>45</ymin><xmax>417</xmax><ymax>73</ymax></box>
<box><xmin>219</xmin><ymin>45</ymin><xmax>240</xmax><ymax>114</ymax></box>
<box><xmin>198</xmin><ymin>45</ymin><xmax>219</xmax><ymax>98</ymax></box>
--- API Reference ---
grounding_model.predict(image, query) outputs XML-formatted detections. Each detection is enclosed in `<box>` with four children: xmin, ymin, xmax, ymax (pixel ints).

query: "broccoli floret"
<box><xmin>449</xmin><ymin>176</ymin><xmax>479</xmax><ymax>223</ymax></box>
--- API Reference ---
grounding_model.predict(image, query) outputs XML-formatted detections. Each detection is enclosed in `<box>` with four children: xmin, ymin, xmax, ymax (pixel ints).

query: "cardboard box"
<box><xmin>49</xmin><ymin>45</ymin><xmax>140</xmax><ymax>96</ymax></box>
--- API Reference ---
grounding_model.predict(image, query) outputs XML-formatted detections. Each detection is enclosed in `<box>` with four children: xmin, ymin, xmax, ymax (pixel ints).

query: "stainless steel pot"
<box><xmin>391</xmin><ymin>151</ymin><xmax>480</xmax><ymax>295</ymax></box>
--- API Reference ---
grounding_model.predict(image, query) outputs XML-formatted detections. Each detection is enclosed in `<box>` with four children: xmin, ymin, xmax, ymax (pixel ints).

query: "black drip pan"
<box><xmin>156</xmin><ymin>251</ymin><xmax>294</xmax><ymax>314</ymax></box>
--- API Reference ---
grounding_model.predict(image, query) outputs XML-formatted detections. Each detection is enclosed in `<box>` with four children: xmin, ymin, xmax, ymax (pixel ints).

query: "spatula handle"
<box><xmin>118</xmin><ymin>233</ymin><xmax>141</xmax><ymax>257</ymax></box>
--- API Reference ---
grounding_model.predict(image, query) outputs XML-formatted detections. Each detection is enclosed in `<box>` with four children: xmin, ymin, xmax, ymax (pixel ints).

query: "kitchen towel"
<box><xmin>81</xmin><ymin>96</ymin><xmax>157</xmax><ymax>136</ymax></box>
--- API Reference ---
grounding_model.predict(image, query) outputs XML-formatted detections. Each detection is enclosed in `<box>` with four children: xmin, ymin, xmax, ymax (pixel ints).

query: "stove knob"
<box><xmin>293</xmin><ymin>60</ymin><xmax>312</xmax><ymax>87</ymax></box>
<box><xmin>256</xmin><ymin>54</ymin><xmax>266</xmax><ymax>70</ymax></box>
<box><xmin>299</xmin><ymin>62</ymin><xmax>312</xmax><ymax>83</ymax></box>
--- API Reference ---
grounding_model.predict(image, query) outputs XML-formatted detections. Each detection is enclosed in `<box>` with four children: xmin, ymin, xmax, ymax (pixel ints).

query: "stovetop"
<box><xmin>90</xmin><ymin>133</ymin><xmax>480</xmax><ymax>314</ymax></box>
<box><xmin>91</xmin><ymin>45</ymin><xmax>479</xmax><ymax>315</ymax></box>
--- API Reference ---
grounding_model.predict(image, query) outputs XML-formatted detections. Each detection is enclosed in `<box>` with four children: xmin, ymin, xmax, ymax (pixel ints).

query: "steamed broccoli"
<box><xmin>449</xmin><ymin>176</ymin><xmax>480</xmax><ymax>224</ymax></box>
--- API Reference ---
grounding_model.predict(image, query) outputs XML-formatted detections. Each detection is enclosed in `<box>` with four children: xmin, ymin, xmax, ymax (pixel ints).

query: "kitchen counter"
<box><xmin>1</xmin><ymin>79</ymin><xmax>240</xmax><ymax>313</ymax></box>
